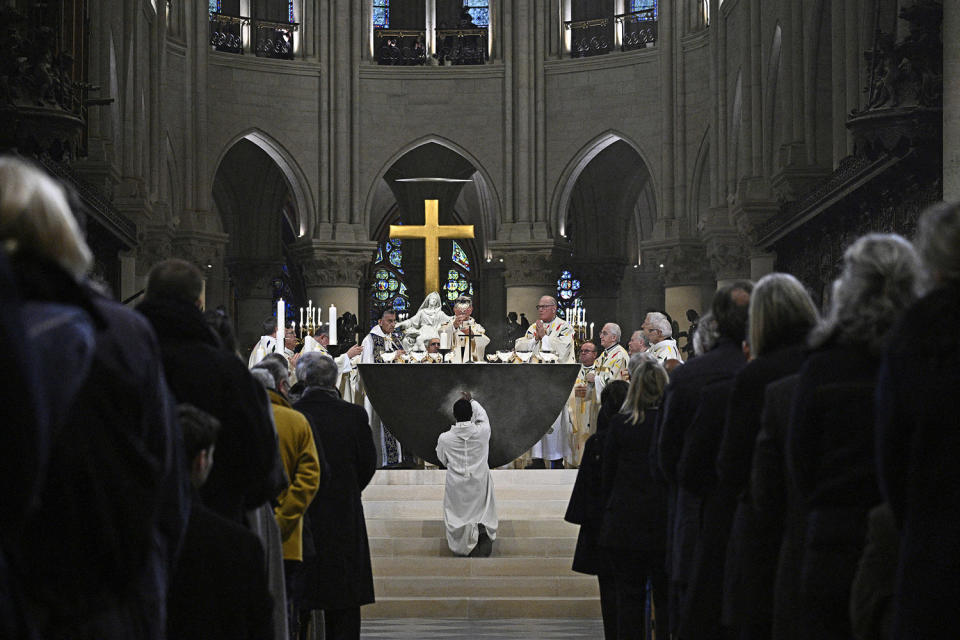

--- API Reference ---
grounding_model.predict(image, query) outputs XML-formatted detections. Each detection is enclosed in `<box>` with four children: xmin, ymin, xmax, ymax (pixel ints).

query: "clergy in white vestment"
<box><xmin>395</xmin><ymin>291</ymin><xmax>451</xmax><ymax>352</ymax></box>
<box><xmin>249</xmin><ymin>317</ymin><xmax>296</xmax><ymax>368</ymax></box>
<box><xmin>360</xmin><ymin>308</ymin><xmax>407</xmax><ymax>466</ymax></box>
<box><xmin>436</xmin><ymin>395</ymin><xmax>497</xmax><ymax>556</ymax></box>
<box><xmin>568</xmin><ymin>341</ymin><xmax>601</xmax><ymax>467</ymax></box>
<box><xmin>591</xmin><ymin>323</ymin><xmax>630</xmax><ymax>395</ymax></box>
<box><xmin>301</xmin><ymin>324</ymin><xmax>363</xmax><ymax>400</ymax></box>
<box><xmin>438</xmin><ymin>295</ymin><xmax>490</xmax><ymax>363</ymax></box>
<box><xmin>517</xmin><ymin>296</ymin><xmax>576</xmax><ymax>467</ymax></box>
<box><xmin>641</xmin><ymin>311</ymin><xmax>684</xmax><ymax>364</ymax></box>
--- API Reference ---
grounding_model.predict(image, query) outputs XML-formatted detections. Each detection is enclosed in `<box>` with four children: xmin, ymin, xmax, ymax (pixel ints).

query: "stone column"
<box><xmin>134</xmin><ymin>223</ymin><xmax>175</xmax><ymax>294</ymax></box>
<box><xmin>704</xmin><ymin>232</ymin><xmax>751</xmax><ymax>287</ymax></box>
<box><xmin>478</xmin><ymin>260</ymin><xmax>507</xmax><ymax>329</ymax></box>
<box><xmin>172</xmin><ymin>231</ymin><xmax>230</xmax><ymax>310</ymax></box>
<box><xmin>294</xmin><ymin>241</ymin><xmax>376</xmax><ymax>341</ymax></box>
<box><xmin>228</xmin><ymin>259</ymin><xmax>283</xmax><ymax>350</ymax></box>
<box><xmin>644</xmin><ymin>242</ymin><xmax>715</xmax><ymax>338</ymax></box>
<box><xmin>576</xmin><ymin>261</ymin><xmax>627</xmax><ymax>332</ymax></box>
<box><xmin>498</xmin><ymin>244</ymin><xmax>563</xmax><ymax>320</ymax></box>
<box><xmin>946</xmin><ymin>0</ymin><xmax>960</xmax><ymax>201</ymax></box>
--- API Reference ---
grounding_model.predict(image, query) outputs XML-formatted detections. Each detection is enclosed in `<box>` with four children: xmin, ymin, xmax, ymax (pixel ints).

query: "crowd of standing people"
<box><xmin>566</xmin><ymin>203</ymin><xmax>960</xmax><ymax>640</ymax></box>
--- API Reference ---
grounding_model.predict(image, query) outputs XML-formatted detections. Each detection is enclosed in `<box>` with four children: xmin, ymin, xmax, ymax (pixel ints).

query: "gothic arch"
<box><xmin>212</xmin><ymin>128</ymin><xmax>315</xmax><ymax>238</ymax></box>
<box><xmin>362</xmin><ymin>134</ymin><xmax>502</xmax><ymax>242</ymax></box>
<box><xmin>549</xmin><ymin>130</ymin><xmax>659</xmax><ymax>239</ymax></box>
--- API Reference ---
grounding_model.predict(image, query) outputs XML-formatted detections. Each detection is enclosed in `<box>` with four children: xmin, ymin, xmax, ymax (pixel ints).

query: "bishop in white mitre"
<box><xmin>438</xmin><ymin>295</ymin><xmax>490</xmax><ymax>363</ymax></box>
<box><xmin>436</xmin><ymin>395</ymin><xmax>497</xmax><ymax>556</ymax></box>
<box><xmin>516</xmin><ymin>295</ymin><xmax>576</xmax><ymax>466</ymax></box>
<box><xmin>568</xmin><ymin>340</ymin><xmax>601</xmax><ymax>467</ymax></box>
<box><xmin>300</xmin><ymin>324</ymin><xmax>363</xmax><ymax>402</ymax></box>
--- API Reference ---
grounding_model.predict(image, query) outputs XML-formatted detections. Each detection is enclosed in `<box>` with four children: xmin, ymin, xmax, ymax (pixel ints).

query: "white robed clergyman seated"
<box><xmin>436</xmin><ymin>394</ymin><xmax>498</xmax><ymax>557</ymax></box>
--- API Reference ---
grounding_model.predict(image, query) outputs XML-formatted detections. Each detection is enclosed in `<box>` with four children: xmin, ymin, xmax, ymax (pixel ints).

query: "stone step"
<box><xmin>373</xmin><ymin>576</ymin><xmax>599</xmax><ymax>598</ymax></box>
<box><xmin>363</xmin><ymin>483</ymin><xmax>575</xmax><ymax>501</ymax></box>
<box><xmin>369</xmin><ymin>535</ymin><xmax>577</xmax><ymax>558</ymax></box>
<box><xmin>363</xmin><ymin>499</ymin><xmax>571</xmax><ymax>520</ymax></box>
<box><xmin>365</xmin><ymin>518</ymin><xmax>578</xmax><ymax>538</ymax></box>
<box><xmin>361</xmin><ymin>596</ymin><xmax>602</xmax><ymax>619</ymax></box>
<box><xmin>370</xmin><ymin>556</ymin><xmax>580</xmax><ymax>578</ymax></box>
<box><xmin>367</xmin><ymin>469</ymin><xmax>579</xmax><ymax>486</ymax></box>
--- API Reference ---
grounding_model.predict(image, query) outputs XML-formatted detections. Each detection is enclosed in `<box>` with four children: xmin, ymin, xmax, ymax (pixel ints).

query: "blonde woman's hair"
<box><xmin>748</xmin><ymin>273</ymin><xmax>819</xmax><ymax>358</ymax></box>
<box><xmin>0</xmin><ymin>156</ymin><xmax>92</xmax><ymax>279</ymax></box>
<box><xmin>621</xmin><ymin>353</ymin><xmax>668</xmax><ymax>425</ymax></box>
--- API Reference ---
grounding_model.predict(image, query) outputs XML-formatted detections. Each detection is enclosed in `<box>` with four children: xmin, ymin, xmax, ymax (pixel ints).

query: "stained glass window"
<box><xmin>556</xmin><ymin>269</ymin><xmax>582</xmax><ymax>309</ymax></box>
<box><xmin>373</xmin><ymin>0</ymin><xmax>389</xmax><ymax>28</ymax></box>
<box><xmin>628</xmin><ymin>0</ymin><xmax>657</xmax><ymax>18</ymax></box>
<box><xmin>463</xmin><ymin>0</ymin><xmax>489</xmax><ymax>27</ymax></box>
<box><xmin>370</xmin><ymin>227</ymin><xmax>408</xmax><ymax>317</ymax></box>
<box><xmin>288</xmin><ymin>0</ymin><xmax>295</xmax><ymax>22</ymax></box>
<box><xmin>209</xmin><ymin>0</ymin><xmax>221</xmax><ymax>12</ymax></box>
<box><xmin>451</xmin><ymin>241</ymin><xmax>470</xmax><ymax>271</ymax></box>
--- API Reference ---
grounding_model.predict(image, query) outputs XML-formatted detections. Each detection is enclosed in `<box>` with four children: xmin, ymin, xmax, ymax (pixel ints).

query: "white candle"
<box><xmin>328</xmin><ymin>305</ymin><xmax>337</xmax><ymax>345</ymax></box>
<box><xmin>299</xmin><ymin>307</ymin><xmax>304</xmax><ymax>332</ymax></box>
<box><xmin>315</xmin><ymin>306</ymin><xmax>321</xmax><ymax>329</ymax></box>
<box><xmin>276</xmin><ymin>298</ymin><xmax>284</xmax><ymax>353</ymax></box>
<box><xmin>590</xmin><ymin>322</ymin><xmax>595</xmax><ymax>339</ymax></box>
<box><xmin>439</xmin><ymin>330</ymin><xmax>450</xmax><ymax>350</ymax></box>
<box><xmin>291</xmin><ymin>321</ymin><xmax>296</xmax><ymax>339</ymax></box>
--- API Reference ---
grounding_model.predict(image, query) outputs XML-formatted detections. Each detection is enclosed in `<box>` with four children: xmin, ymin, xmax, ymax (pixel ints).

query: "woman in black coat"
<box><xmin>565</xmin><ymin>379</ymin><xmax>629</xmax><ymax>639</ymax></box>
<box><xmin>599</xmin><ymin>355</ymin><xmax>670</xmax><ymax>640</ymax></box>
<box><xmin>787</xmin><ymin>234</ymin><xmax>921</xmax><ymax>640</ymax></box>
<box><xmin>717</xmin><ymin>273</ymin><xmax>818</xmax><ymax>639</ymax></box>
<box><xmin>293</xmin><ymin>352</ymin><xmax>378</xmax><ymax>640</ymax></box>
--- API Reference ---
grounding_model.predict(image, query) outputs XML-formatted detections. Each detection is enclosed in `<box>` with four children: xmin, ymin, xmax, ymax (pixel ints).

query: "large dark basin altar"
<box><xmin>358</xmin><ymin>363</ymin><xmax>580</xmax><ymax>467</ymax></box>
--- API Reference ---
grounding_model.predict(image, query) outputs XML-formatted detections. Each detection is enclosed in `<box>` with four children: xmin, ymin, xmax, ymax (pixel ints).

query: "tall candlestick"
<box><xmin>299</xmin><ymin>307</ymin><xmax>304</xmax><ymax>335</ymax></box>
<box><xmin>439</xmin><ymin>330</ymin><xmax>450</xmax><ymax>350</ymax></box>
<box><xmin>590</xmin><ymin>322</ymin><xmax>595</xmax><ymax>339</ymax></box>
<box><xmin>328</xmin><ymin>305</ymin><xmax>337</xmax><ymax>345</ymax></box>
<box><xmin>291</xmin><ymin>321</ymin><xmax>296</xmax><ymax>340</ymax></box>
<box><xmin>276</xmin><ymin>298</ymin><xmax>284</xmax><ymax>353</ymax></box>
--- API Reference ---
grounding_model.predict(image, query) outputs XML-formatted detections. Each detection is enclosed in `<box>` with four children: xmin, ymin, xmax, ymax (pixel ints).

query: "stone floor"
<box><xmin>360</xmin><ymin>617</ymin><xmax>605</xmax><ymax>639</ymax></box>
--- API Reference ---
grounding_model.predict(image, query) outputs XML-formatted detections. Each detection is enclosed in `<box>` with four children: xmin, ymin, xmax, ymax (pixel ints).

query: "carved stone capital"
<box><xmin>291</xmin><ymin>240</ymin><xmax>378</xmax><ymax>288</ymax></box>
<box><xmin>135</xmin><ymin>224</ymin><xmax>175</xmax><ymax>277</ymax></box>
<box><xmin>227</xmin><ymin>260</ymin><xmax>283</xmax><ymax>298</ymax></box>
<box><xmin>704</xmin><ymin>232</ymin><xmax>751</xmax><ymax>281</ymax></box>
<box><xmin>642</xmin><ymin>241</ymin><xmax>713</xmax><ymax>287</ymax></box>
<box><xmin>171</xmin><ymin>231</ymin><xmax>229</xmax><ymax>273</ymax></box>
<box><xmin>730</xmin><ymin>177</ymin><xmax>780</xmax><ymax>245</ymax></box>
<box><xmin>497</xmin><ymin>244</ymin><xmax>564</xmax><ymax>288</ymax></box>
<box><xmin>575</xmin><ymin>261</ymin><xmax>627</xmax><ymax>298</ymax></box>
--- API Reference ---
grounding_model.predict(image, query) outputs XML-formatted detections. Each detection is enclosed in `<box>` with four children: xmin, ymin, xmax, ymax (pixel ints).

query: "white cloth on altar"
<box><xmin>361</xmin><ymin>325</ymin><xmax>405</xmax><ymax>465</ymax></box>
<box><xmin>650</xmin><ymin>338</ymin><xmax>683</xmax><ymax>363</ymax></box>
<box><xmin>436</xmin><ymin>400</ymin><xmax>498</xmax><ymax>556</ymax></box>
<box><xmin>439</xmin><ymin>318</ymin><xmax>491</xmax><ymax>363</ymax></box>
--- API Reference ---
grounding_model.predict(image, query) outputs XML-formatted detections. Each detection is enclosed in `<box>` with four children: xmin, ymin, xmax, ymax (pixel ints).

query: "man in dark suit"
<box><xmin>167</xmin><ymin>404</ymin><xmax>273</xmax><ymax>640</ymax></box>
<box><xmin>294</xmin><ymin>352</ymin><xmax>378</xmax><ymax>640</ymax></box>
<box><xmin>655</xmin><ymin>280</ymin><xmax>752</xmax><ymax>637</ymax></box>
<box><xmin>137</xmin><ymin>259</ymin><xmax>282</xmax><ymax>524</ymax></box>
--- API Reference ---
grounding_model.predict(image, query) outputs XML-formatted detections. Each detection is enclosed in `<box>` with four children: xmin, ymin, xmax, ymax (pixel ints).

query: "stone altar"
<box><xmin>358</xmin><ymin>363</ymin><xmax>580</xmax><ymax>467</ymax></box>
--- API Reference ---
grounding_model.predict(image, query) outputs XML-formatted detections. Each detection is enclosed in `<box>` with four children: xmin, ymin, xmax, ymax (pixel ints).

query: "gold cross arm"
<box><xmin>390</xmin><ymin>199</ymin><xmax>474</xmax><ymax>296</ymax></box>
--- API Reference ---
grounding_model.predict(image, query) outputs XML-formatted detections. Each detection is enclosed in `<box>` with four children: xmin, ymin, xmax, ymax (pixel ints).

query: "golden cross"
<box><xmin>390</xmin><ymin>199</ymin><xmax>474</xmax><ymax>296</ymax></box>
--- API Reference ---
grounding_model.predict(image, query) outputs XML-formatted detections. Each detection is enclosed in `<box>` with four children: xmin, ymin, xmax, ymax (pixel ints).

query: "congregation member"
<box><xmin>718</xmin><ymin>273</ymin><xmax>819</xmax><ymax>639</ymax></box>
<box><xmin>436</xmin><ymin>394</ymin><xmax>497</xmax><ymax>557</ymax></box>
<box><xmin>568</xmin><ymin>341</ymin><xmax>601</xmax><ymax>466</ymax></box>
<box><xmin>294</xmin><ymin>353</ymin><xmax>377</xmax><ymax>640</ymax></box>
<box><xmin>627</xmin><ymin>328</ymin><xmax>648</xmax><ymax>355</ymax></box>
<box><xmin>361</xmin><ymin>307</ymin><xmax>408</xmax><ymax>466</ymax></box>
<box><xmin>520</xmin><ymin>295</ymin><xmax>576</xmax><ymax>468</ymax></box>
<box><xmin>641</xmin><ymin>311</ymin><xmax>684</xmax><ymax>364</ymax></box>
<box><xmin>876</xmin><ymin>202</ymin><xmax>960</xmax><ymax>640</ymax></box>
<box><xmin>565</xmin><ymin>379</ymin><xmax>629</xmax><ymax>639</ymax></box>
<box><xmin>788</xmin><ymin>234</ymin><xmax>921</xmax><ymax>639</ymax></box>
<box><xmin>251</xmin><ymin>358</ymin><xmax>323</xmax><ymax>636</ymax></box>
<box><xmin>0</xmin><ymin>156</ymin><xmax>188</xmax><ymax>639</ymax></box>
<box><xmin>138</xmin><ymin>258</ymin><xmax>283</xmax><ymax>525</ymax></box>
<box><xmin>656</xmin><ymin>281</ymin><xmax>752</xmax><ymax>637</ymax></box>
<box><xmin>601</xmin><ymin>355</ymin><xmax>670</xmax><ymax>639</ymax></box>
<box><xmin>167</xmin><ymin>405</ymin><xmax>273</xmax><ymax>640</ymax></box>
<box><xmin>439</xmin><ymin>295</ymin><xmax>491</xmax><ymax>362</ymax></box>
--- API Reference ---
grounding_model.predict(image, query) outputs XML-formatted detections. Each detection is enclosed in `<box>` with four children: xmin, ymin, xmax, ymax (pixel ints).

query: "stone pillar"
<box><xmin>294</xmin><ymin>242</ymin><xmax>376</xmax><ymax>342</ymax></box>
<box><xmin>228</xmin><ymin>259</ymin><xmax>283</xmax><ymax>351</ymax></box>
<box><xmin>478</xmin><ymin>260</ymin><xmax>507</xmax><ymax>329</ymax></box>
<box><xmin>172</xmin><ymin>231</ymin><xmax>230</xmax><ymax>310</ymax></box>
<box><xmin>576</xmin><ymin>261</ymin><xmax>627</xmax><ymax>332</ymax></box>
<box><xmin>750</xmin><ymin>252</ymin><xmax>777</xmax><ymax>281</ymax></box>
<box><xmin>134</xmin><ymin>223</ymin><xmax>174</xmax><ymax>295</ymax></box>
<box><xmin>946</xmin><ymin>0</ymin><xmax>960</xmax><ymax>201</ymax></box>
<box><xmin>644</xmin><ymin>242</ymin><xmax>715</xmax><ymax>345</ymax></box>
<box><xmin>705</xmin><ymin>232</ymin><xmax>751</xmax><ymax>286</ymax></box>
<box><xmin>499</xmin><ymin>245</ymin><xmax>562</xmax><ymax>320</ymax></box>
<box><xmin>119</xmin><ymin>251</ymin><xmax>138</xmax><ymax>303</ymax></box>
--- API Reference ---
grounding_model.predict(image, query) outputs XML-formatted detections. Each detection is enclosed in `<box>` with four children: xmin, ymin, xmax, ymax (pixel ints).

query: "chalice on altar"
<box><xmin>540</xmin><ymin>352</ymin><xmax>558</xmax><ymax>363</ymax></box>
<box><xmin>497</xmin><ymin>350</ymin><xmax>514</xmax><ymax>363</ymax></box>
<box><xmin>485</xmin><ymin>354</ymin><xmax>498</xmax><ymax>363</ymax></box>
<box><xmin>516</xmin><ymin>347</ymin><xmax>533</xmax><ymax>363</ymax></box>
<box><xmin>410</xmin><ymin>350</ymin><xmax>426</xmax><ymax>363</ymax></box>
<box><xmin>380</xmin><ymin>351</ymin><xmax>397</xmax><ymax>363</ymax></box>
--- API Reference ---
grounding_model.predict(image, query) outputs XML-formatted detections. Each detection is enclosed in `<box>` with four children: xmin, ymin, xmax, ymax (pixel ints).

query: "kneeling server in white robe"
<box><xmin>436</xmin><ymin>397</ymin><xmax>498</xmax><ymax>556</ymax></box>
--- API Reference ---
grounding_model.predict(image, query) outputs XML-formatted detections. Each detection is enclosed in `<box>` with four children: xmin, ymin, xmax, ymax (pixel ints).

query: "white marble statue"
<box><xmin>396</xmin><ymin>291</ymin><xmax>452</xmax><ymax>351</ymax></box>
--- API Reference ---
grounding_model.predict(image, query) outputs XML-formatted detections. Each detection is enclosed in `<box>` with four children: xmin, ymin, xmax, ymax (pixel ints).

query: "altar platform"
<box><xmin>361</xmin><ymin>469</ymin><xmax>601</xmax><ymax>620</ymax></box>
